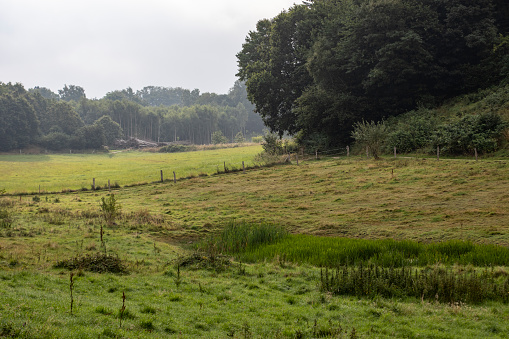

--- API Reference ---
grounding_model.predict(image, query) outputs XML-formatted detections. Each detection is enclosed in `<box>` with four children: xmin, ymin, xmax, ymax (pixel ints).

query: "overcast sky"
<box><xmin>0</xmin><ymin>0</ymin><xmax>298</xmax><ymax>99</ymax></box>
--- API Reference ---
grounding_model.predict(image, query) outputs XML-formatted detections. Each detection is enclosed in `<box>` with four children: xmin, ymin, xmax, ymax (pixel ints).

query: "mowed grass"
<box><xmin>0</xmin><ymin>145</ymin><xmax>262</xmax><ymax>193</ymax></box>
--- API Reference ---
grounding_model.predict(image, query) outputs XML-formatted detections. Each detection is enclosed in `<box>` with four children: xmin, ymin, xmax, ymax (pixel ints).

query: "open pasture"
<box><xmin>1</xmin><ymin>153</ymin><xmax>509</xmax><ymax>338</ymax></box>
<box><xmin>0</xmin><ymin>145</ymin><xmax>262</xmax><ymax>194</ymax></box>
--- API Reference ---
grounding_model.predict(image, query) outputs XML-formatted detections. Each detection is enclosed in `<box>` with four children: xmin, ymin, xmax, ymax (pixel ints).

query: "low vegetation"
<box><xmin>1</xmin><ymin>151</ymin><xmax>509</xmax><ymax>337</ymax></box>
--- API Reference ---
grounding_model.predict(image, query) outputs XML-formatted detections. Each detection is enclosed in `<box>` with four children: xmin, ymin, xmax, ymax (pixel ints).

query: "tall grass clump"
<box><xmin>241</xmin><ymin>235</ymin><xmax>509</xmax><ymax>267</ymax></box>
<box><xmin>199</xmin><ymin>220</ymin><xmax>288</xmax><ymax>256</ymax></box>
<box><xmin>320</xmin><ymin>264</ymin><xmax>509</xmax><ymax>304</ymax></box>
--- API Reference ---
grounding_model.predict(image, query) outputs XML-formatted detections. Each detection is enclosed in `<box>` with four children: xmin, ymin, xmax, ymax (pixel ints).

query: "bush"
<box><xmin>100</xmin><ymin>194</ymin><xmax>121</xmax><ymax>226</ymax></box>
<box><xmin>212</xmin><ymin>131</ymin><xmax>229</xmax><ymax>144</ymax></box>
<box><xmin>386</xmin><ymin>109</ymin><xmax>438</xmax><ymax>153</ymax></box>
<box><xmin>234</xmin><ymin>132</ymin><xmax>245</xmax><ymax>143</ymax></box>
<box><xmin>262</xmin><ymin>133</ymin><xmax>283</xmax><ymax>155</ymax></box>
<box><xmin>351</xmin><ymin>120</ymin><xmax>387</xmax><ymax>159</ymax></box>
<box><xmin>431</xmin><ymin>112</ymin><xmax>508</xmax><ymax>154</ymax></box>
<box><xmin>321</xmin><ymin>264</ymin><xmax>509</xmax><ymax>304</ymax></box>
<box><xmin>37</xmin><ymin>132</ymin><xmax>72</xmax><ymax>151</ymax></box>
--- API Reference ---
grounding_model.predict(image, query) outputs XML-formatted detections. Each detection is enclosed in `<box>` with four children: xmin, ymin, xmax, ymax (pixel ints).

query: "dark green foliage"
<box><xmin>386</xmin><ymin>109</ymin><xmax>439</xmax><ymax>153</ymax></box>
<box><xmin>320</xmin><ymin>264</ymin><xmax>509</xmax><ymax>304</ymax></box>
<box><xmin>39</xmin><ymin>101</ymin><xmax>84</xmax><ymax>135</ymax></box>
<box><xmin>1</xmin><ymin>81</ymin><xmax>263</xmax><ymax>152</ymax></box>
<box><xmin>237</xmin><ymin>0</ymin><xmax>506</xmax><ymax>147</ymax></box>
<box><xmin>37</xmin><ymin>132</ymin><xmax>72</xmax><ymax>151</ymax></box>
<box><xmin>72</xmin><ymin>124</ymin><xmax>106</xmax><ymax>149</ymax></box>
<box><xmin>94</xmin><ymin>115</ymin><xmax>123</xmax><ymax>146</ymax></box>
<box><xmin>58</xmin><ymin>84</ymin><xmax>86</xmax><ymax>102</ymax></box>
<box><xmin>54</xmin><ymin>253</ymin><xmax>128</xmax><ymax>274</ymax></box>
<box><xmin>0</xmin><ymin>84</ymin><xmax>39</xmax><ymax>151</ymax></box>
<box><xmin>0</xmin><ymin>321</ymin><xmax>33</xmax><ymax>338</ymax></box>
<box><xmin>431</xmin><ymin>112</ymin><xmax>508</xmax><ymax>154</ymax></box>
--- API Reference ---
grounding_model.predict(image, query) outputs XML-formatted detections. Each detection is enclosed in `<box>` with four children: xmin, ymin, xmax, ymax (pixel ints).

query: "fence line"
<box><xmin>1</xmin><ymin>150</ymin><xmax>496</xmax><ymax>196</ymax></box>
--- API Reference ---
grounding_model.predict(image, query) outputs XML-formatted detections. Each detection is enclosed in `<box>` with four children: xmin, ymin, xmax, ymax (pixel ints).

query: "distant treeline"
<box><xmin>0</xmin><ymin>81</ymin><xmax>265</xmax><ymax>152</ymax></box>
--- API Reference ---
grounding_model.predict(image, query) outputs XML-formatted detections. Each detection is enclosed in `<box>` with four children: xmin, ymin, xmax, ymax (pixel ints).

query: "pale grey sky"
<box><xmin>0</xmin><ymin>0</ymin><xmax>298</xmax><ymax>98</ymax></box>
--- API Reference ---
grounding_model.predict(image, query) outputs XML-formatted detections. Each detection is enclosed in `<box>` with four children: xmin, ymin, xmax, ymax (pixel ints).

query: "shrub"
<box><xmin>351</xmin><ymin>120</ymin><xmax>387</xmax><ymax>159</ymax></box>
<box><xmin>212</xmin><ymin>131</ymin><xmax>229</xmax><ymax>144</ymax></box>
<box><xmin>234</xmin><ymin>132</ymin><xmax>245</xmax><ymax>143</ymax></box>
<box><xmin>262</xmin><ymin>133</ymin><xmax>284</xmax><ymax>155</ymax></box>
<box><xmin>386</xmin><ymin>109</ymin><xmax>438</xmax><ymax>153</ymax></box>
<box><xmin>37</xmin><ymin>132</ymin><xmax>72</xmax><ymax>151</ymax></box>
<box><xmin>431</xmin><ymin>112</ymin><xmax>508</xmax><ymax>154</ymax></box>
<box><xmin>100</xmin><ymin>194</ymin><xmax>121</xmax><ymax>226</ymax></box>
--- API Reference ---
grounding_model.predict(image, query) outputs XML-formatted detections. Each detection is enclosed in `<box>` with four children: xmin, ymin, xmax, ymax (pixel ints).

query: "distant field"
<box><xmin>0</xmin><ymin>145</ymin><xmax>262</xmax><ymax>193</ymax></box>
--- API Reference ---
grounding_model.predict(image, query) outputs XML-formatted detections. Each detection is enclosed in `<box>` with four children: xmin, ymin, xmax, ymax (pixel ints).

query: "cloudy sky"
<box><xmin>1</xmin><ymin>0</ymin><xmax>298</xmax><ymax>98</ymax></box>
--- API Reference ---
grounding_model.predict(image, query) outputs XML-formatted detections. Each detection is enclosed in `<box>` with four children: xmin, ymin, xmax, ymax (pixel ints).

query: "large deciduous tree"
<box><xmin>237</xmin><ymin>0</ymin><xmax>504</xmax><ymax>147</ymax></box>
<box><xmin>0</xmin><ymin>92</ymin><xmax>38</xmax><ymax>151</ymax></box>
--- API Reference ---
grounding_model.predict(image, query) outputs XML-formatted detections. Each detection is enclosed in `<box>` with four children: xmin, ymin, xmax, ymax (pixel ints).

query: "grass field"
<box><xmin>1</xmin><ymin>150</ymin><xmax>509</xmax><ymax>338</ymax></box>
<box><xmin>0</xmin><ymin>145</ymin><xmax>262</xmax><ymax>194</ymax></box>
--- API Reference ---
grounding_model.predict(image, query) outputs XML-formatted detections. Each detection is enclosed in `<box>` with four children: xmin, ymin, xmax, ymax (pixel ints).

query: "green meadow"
<box><xmin>0</xmin><ymin>145</ymin><xmax>262</xmax><ymax>194</ymax></box>
<box><xmin>1</xmin><ymin>150</ymin><xmax>509</xmax><ymax>338</ymax></box>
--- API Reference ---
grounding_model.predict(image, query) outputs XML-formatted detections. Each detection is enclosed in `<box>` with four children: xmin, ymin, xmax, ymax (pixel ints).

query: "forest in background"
<box><xmin>0</xmin><ymin>81</ymin><xmax>265</xmax><ymax>152</ymax></box>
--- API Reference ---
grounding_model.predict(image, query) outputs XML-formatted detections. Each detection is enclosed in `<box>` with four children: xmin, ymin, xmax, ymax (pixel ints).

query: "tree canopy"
<box><xmin>237</xmin><ymin>0</ymin><xmax>508</xmax><ymax>147</ymax></box>
<box><xmin>0</xmin><ymin>81</ymin><xmax>264</xmax><ymax>152</ymax></box>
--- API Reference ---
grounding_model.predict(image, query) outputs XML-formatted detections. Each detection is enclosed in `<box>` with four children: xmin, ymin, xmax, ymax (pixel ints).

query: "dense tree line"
<box><xmin>237</xmin><ymin>0</ymin><xmax>509</xmax><ymax>148</ymax></box>
<box><xmin>0</xmin><ymin>81</ymin><xmax>264</xmax><ymax>152</ymax></box>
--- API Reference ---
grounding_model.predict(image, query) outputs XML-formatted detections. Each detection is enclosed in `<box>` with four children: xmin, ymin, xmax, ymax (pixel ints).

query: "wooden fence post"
<box><xmin>224</xmin><ymin>161</ymin><xmax>227</xmax><ymax>173</ymax></box>
<box><xmin>92</xmin><ymin>178</ymin><xmax>95</xmax><ymax>190</ymax></box>
<box><xmin>296</xmin><ymin>153</ymin><xmax>299</xmax><ymax>165</ymax></box>
<box><xmin>347</xmin><ymin>146</ymin><xmax>350</xmax><ymax>157</ymax></box>
<box><xmin>160</xmin><ymin>170</ymin><xmax>163</xmax><ymax>183</ymax></box>
<box><xmin>173</xmin><ymin>171</ymin><xmax>176</xmax><ymax>184</ymax></box>
<box><xmin>366</xmin><ymin>146</ymin><xmax>369</xmax><ymax>159</ymax></box>
<box><xmin>242</xmin><ymin>161</ymin><xmax>245</xmax><ymax>172</ymax></box>
<box><xmin>315</xmin><ymin>149</ymin><xmax>318</xmax><ymax>160</ymax></box>
<box><xmin>437</xmin><ymin>146</ymin><xmax>440</xmax><ymax>161</ymax></box>
<box><xmin>475</xmin><ymin>148</ymin><xmax>478</xmax><ymax>161</ymax></box>
<box><xmin>394</xmin><ymin>147</ymin><xmax>397</xmax><ymax>158</ymax></box>
<box><xmin>108</xmin><ymin>179</ymin><xmax>111</xmax><ymax>192</ymax></box>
